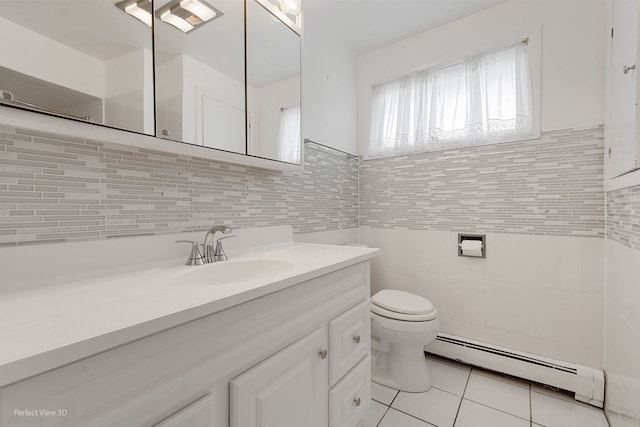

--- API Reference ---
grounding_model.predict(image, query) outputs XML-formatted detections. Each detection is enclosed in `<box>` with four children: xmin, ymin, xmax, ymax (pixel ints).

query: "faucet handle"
<box><xmin>213</xmin><ymin>235</ymin><xmax>235</xmax><ymax>262</ymax></box>
<box><xmin>175</xmin><ymin>240</ymin><xmax>205</xmax><ymax>266</ymax></box>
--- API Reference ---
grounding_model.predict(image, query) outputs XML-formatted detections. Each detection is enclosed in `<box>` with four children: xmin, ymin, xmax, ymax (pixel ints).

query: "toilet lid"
<box><xmin>371</xmin><ymin>290</ymin><xmax>436</xmax><ymax>316</ymax></box>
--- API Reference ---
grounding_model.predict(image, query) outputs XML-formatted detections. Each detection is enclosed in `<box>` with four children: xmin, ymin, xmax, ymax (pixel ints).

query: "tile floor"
<box><xmin>362</xmin><ymin>355</ymin><xmax>610</xmax><ymax>427</ymax></box>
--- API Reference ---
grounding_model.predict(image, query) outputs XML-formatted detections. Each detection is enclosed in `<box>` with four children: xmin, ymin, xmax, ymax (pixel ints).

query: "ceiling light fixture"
<box><xmin>155</xmin><ymin>0</ymin><xmax>223</xmax><ymax>34</ymax></box>
<box><xmin>115</xmin><ymin>0</ymin><xmax>153</xmax><ymax>27</ymax></box>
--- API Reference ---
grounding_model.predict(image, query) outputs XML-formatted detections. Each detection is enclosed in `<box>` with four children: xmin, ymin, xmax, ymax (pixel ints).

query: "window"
<box><xmin>278</xmin><ymin>105</ymin><xmax>301</xmax><ymax>163</ymax></box>
<box><xmin>367</xmin><ymin>42</ymin><xmax>534</xmax><ymax>158</ymax></box>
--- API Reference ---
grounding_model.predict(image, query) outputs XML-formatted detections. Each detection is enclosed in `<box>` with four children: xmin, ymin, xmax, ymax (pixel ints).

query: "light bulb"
<box><xmin>180</xmin><ymin>0</ymin><xmax>217</xmax><ymax>21</ymax></box>
<box><xmin>160</xmin><ymin>10</ymin><xmax>194</xmax><ymax>32</ymax></box>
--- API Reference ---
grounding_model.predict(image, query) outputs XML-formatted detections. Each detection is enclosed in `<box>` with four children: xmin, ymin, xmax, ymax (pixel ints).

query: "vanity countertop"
<box><xmin>0</xmin><ymin>242</ymin><xmax>379</xmax><ymax>387</ymax></box>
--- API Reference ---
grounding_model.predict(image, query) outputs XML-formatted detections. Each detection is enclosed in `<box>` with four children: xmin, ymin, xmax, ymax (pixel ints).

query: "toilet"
<box><xmin>370</xmin><ymin>289</ymin><xmax>439</xmax><ymax>392</ymax></box>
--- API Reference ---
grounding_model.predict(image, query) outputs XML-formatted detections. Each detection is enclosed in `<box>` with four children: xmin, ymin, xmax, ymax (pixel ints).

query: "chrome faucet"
<box><xmin>176</xmin><ymin>225</ymin><xmax>235</xmax><ymax>265</ymax></box>
<box><xmin>203</xmin><ymin>225</ymin><xmax>234</xmax><ymax>263</ymax></box>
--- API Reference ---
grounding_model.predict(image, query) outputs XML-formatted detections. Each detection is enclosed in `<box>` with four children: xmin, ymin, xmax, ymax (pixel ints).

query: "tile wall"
<box><xmin>360</xmin><ymin>127</ymin><xmax>604</xmax><ymax>236</ymax></box>
<box><xmin>0</xmin><ymin>123</ymin><xmax>612</xmax><ymax>373</ymax></box>
<box><xmin>0</xmin><ymin>126</ymin><xmax>358</xmax><ymax>245</ymax></box>
<box><xmin>605</xmin><ymin>185</ymin><xmax>640</xmax><ymax>427</ymax></box>
<box><xmin>359</xmin><ymin>126</ymin><xmax>606</xmax><ymax>368</ymax></box>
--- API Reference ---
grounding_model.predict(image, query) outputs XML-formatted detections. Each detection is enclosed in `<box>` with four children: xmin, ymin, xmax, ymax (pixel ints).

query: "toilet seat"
<box><xmin>371</xmin><ymin>290</ymin><xmax>437</xmax><ymax>322</ymax></box>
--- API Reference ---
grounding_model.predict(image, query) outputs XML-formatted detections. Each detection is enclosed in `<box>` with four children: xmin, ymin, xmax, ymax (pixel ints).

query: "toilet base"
<box><xmin>371</xmin><ymin>347</ymin><xmax>432</xmax><ymax>393</ymax></box>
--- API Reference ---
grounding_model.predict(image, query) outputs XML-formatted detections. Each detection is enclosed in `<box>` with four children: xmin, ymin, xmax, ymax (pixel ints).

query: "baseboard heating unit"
<box><xmin>427</xmin><ymin>333</ymin><xmax>605</xmax><ymax>408</ymax></box>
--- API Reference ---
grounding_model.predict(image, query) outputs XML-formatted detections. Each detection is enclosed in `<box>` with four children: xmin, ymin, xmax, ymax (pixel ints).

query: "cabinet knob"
<box><xmin>354</xmin><ymin>397</ymin><xmax>361</xmax><ymax>407</ymax></box>
<box><xmin>319</xmin><ymin>349</ymin><xmax>328</xmax><ymax>359</ymax></box>
<box><xmin>624</xmin><ymin>64</ymin><xmax>636</xmax><ymax>74</ymax></box>
<box><xmin>353</xmin><ymin>335</ymin><xmax>361</xmax><ymax>344</ymax></box>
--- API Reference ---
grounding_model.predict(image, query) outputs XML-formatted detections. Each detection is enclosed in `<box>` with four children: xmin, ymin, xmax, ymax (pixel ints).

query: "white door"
<box><xmin>201</xmin><ymin>95</ymin><xmax>246</xmax><ymax>154</ymax></box>
<box><xmin>609</xmin><ymin>0</ymin><xmax>640</xmax><ymax>177</ymax></box>
<box><xmin>230</xmin><ymin>327</ymin><xmax>329</xmax><ymax>427</ymax></box>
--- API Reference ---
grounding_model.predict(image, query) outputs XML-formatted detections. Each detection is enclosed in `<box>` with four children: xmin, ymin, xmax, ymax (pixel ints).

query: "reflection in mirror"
<box><xmin>246</xmin><ymin>0</ymin><xmax>301</xmax><ymax>164</ymax></box>
<box><xmin>261</xmin><ymin>0</ymin><xmax>302</xmax><ymax>33</ymax></box>
<box><xmin>0</xmin><ymin>0</ymin><xmax>154</xmax><ymax>135</ymax></box>
<box><xmin>154</xmin><ymin>0</ymin><xmax>246</xmax><ymax>154</ymax></box>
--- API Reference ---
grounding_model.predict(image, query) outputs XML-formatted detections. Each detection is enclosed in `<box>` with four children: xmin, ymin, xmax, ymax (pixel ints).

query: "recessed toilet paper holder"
<box><xmin>458</xmin><ymin>234</ymin><xmax>486</xmax><ymax>258</ymax></box>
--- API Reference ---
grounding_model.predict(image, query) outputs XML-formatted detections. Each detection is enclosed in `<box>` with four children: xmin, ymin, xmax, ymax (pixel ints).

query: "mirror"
<box><xmin>0</xmin><ymin>0</ymin><xmax>303</xmax><ymax>168</ymax></box>
<box><xmin>154</xmin><ymin>0</ymin><xmax>246</xmax><ymax>154</ymax></box>
<box><xmin>0</xmin><ymin>0</ymin><xmax>154</xmax><ymax>135</ymax></box>
<box><xmin>246</xmin><ymin>0</ymin><xmax>301</xmax><ymax>164</ymax></box>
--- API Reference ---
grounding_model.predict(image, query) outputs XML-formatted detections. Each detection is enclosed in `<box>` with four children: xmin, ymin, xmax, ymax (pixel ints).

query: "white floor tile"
<box><xmin>361</xmin><ymin>400</ymin><xmax>388</xmax><ymax>427</ymax></box>
<box><xmin>606</xmin><ymin>412</ymin><xmax>639</xmax><ymax>427</ymax></box>
<box><xmin>472</xmin><ymin>368</ymin><xmax>531</xmax><ymax>390</ymax></box>
<box><xmin>455</xmin><ymin>399</ymin><xmax>529</xmax><ymax>427</ymax></box>
<box><xmin>428</xmin><ymin>358</ymin><xmax>471</xmax><ymax>396</ymax></box>
<box><xmin>372</xmin><ymin>381</ymin><xmax>399</xmax><ymax>405</ymax></box>
<box><xmin>464</xmin><ymin>372</ymin><xmax>530</xmax><ymax>420</ymax></box>
<box><xmin>454</xmin><ymin>399</ymin><xmax>530</xmax><ymax>427</ymax></box>
<box><xmin>392</xmin><ymin>387</ymin><xmax>461</xmax><ymax>427</ymax></box>
<box><xmin>531</xmin><ymin>391</ymin><xmax>609</xmax><ymax>427</ymax></box>
<box><xmin>378</xmin><ymin>408</ymin><xmax>435</xmax><ymax>427</ymax></box>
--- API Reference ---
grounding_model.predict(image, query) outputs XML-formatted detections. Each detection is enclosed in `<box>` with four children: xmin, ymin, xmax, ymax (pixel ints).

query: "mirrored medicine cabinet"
<box><xmin>0</xmin><ymin>0</ymin><xmax>302</xmax><ymax>168</ymax></box>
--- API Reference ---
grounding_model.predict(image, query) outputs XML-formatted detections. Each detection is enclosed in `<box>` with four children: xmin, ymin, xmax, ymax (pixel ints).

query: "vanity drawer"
<box><xmin>329</xmin><ymin>355</ymin><xmax>371</xmax><ymax>427</ymax></box>
<box><xmin>329</xmin><ymin>299</ymin><xmax>370</xmax><ymax>386</ymax></box>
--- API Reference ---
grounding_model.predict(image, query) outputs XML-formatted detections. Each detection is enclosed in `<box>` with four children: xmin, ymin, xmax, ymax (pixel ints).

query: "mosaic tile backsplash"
<box><xmin>607</xmin><ymin>184</ymin><xmax>640</xmax><ymax>251</ymax></box>
<box><xmin>0</xmin><ymin>127</ymin><xmax>358</xmax><ymax>245</ymax></box>
<box><xmin>359</xmin><ymin>126</ymin><xmax>605</xmax><ymax>237</ymax></box>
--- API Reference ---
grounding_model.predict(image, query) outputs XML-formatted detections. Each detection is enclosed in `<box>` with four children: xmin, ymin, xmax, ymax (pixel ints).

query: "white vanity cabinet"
<box><xmin>154</xmin><ymin>395</ymin><xmax>215</xmax><ymax>427</ymax></box>
<box><xmin>230</xmin><ymin>328</ymin><xmax>329</xmax><ymax>427</ymax></box>
<box><xmin>230</xmin><ymin>298</ymin><xmax>371</xmax><ymax>427</ymax></box>
<box><xmin>0</xmin><ymin>262</ymin><xmax>371</xmax><ymax>427</ymax></box>
<box><xmin>608</xmin><ymin>0</ymin><xmax>640</xmax><ymax>178</ymax></box>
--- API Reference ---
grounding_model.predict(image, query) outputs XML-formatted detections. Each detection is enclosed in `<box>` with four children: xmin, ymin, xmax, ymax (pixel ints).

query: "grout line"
<box><xmin>463</xmin><ymin>396</ymin><xmax>531</xmax><ymax>422</ymax></box>
<box><xmin>388</xmin><ymin>390</ymin><xmax>400</xmax><ymax>407</ymax></box>
<box><xmin>375</xmin><ymin>404</ymin><xmax>391</xmax><ymax>427</ymax></box>
<box><xmin>451</xmin><ymin>366</ymin><xmax>473</xmax><ymax>426</ymax></box>
<box><xmin>385</xmin><ymin>407</ymin><xmax>439</xmax><ymax>427</ymax></box>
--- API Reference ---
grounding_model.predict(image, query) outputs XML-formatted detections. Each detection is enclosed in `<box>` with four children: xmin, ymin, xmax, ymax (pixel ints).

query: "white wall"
<box><xmin>253</xmin><ymin>76</ymin><xmax>300</xmax><ymax>159</ymax></box>
<box><xmin>360</xmin><ymin>228</ymin><xmax>605</xmax><ymax>368</ymax></box>
<box><xmin>0</xmin><ymin>15</ymin><xmax>105</xmax><ymax>99</ymax></box>
<box><xmin>181</xmin><ymin>55</ymin><xmax>246</xmax><ymax>150</ymax></box>
<box><xmin>105</xmin><ymin>49</ymin><xmax>154</xmax><ymax>134</ymax></box>
<box><xmin>356</xmin><ymin>0</ymin><xmax>608</xmax><ymax>369</ymax></box>
<box><xmin>155</xmin><ymin>56</ymin><xmax>184</xmax><ymax>141</ymax></box>
<box><xmin>357</xmin><ymin>0</ymin><xmax>607</xmax><ymax>155</ymax></box>
<box><xmin>302</xmin><ymin>19</ymin><xmax>358</xmax><ymax>154</ymax></box>
<box><xmin>154</xmin><ymin>55</ymin><xmax>247</xmax><ymax>153</ymax></box>
<box><xmin>605</xmin><ymin>239</ymin><xmax>640</xmax><ymax>426</ymax></box>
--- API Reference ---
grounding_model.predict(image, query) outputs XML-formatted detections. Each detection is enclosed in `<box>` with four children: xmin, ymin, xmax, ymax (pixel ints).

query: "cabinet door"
<box><xmin>609</xmin><ymin>0</ymin><xmax>640</xmax><ymax>177</ymax></box>
<box><xmin>230</xmin><ymin>328</ymin><xmax>329</xmax><ymax>427</ymax></box>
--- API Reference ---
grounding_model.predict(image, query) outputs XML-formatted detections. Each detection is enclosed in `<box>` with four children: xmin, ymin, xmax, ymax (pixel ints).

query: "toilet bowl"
<box><xmin>370</xmin><ymin>290</ymin><xmax>439</xmax><ymax>392</ymax></box>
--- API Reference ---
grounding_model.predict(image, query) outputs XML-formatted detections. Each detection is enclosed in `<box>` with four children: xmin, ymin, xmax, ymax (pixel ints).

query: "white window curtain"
<box><xmin>278</xmin><ymin>106</ymin><xmax>301</xmax><ymax>163</ymax></box>
<box><xmin>367</xmin><ymin>42</ymin><xmax>534</xmax><ymax>158</ymax></box>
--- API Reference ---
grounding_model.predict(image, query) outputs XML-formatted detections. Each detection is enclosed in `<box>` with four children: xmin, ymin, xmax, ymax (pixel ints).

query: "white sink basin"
<box><xmin>178</xmin><ymin>259</ymin><xmax>295</xmax><ymax>285</ymax></box>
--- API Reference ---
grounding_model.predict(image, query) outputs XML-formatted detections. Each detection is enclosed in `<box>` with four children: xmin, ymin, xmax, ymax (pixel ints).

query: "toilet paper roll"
<box><xmin>460</xmin><ymin>240</ymin><xmax>483</xmax><ymax>257</ymax></box>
